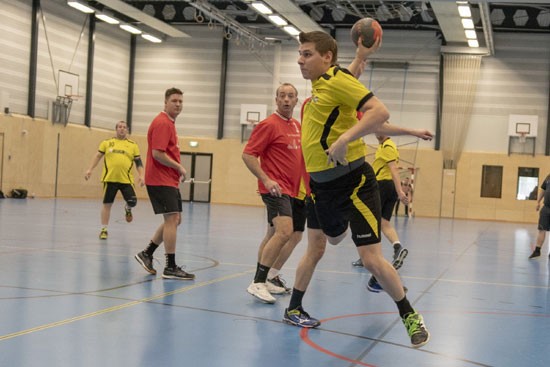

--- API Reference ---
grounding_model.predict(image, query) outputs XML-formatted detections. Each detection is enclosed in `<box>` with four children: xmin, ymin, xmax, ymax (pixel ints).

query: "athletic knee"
<box><xmin>362</xmin><ymin>256</ymin><xmax>390</xmax><ymax>276</ymax></box>
<box><xmin>307</xmin><ymin>246</ymin><xmax>325</xmax><ymax>262</ymax></box>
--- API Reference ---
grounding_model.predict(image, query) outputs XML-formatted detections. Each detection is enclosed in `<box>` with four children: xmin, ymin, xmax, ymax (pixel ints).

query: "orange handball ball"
<box><xmin>350</xmin><ymin>17</ymin><xmax>383</xmax><ymax>48</ymax></box>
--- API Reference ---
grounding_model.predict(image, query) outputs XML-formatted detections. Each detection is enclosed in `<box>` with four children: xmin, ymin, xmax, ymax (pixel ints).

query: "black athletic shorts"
<box><xmin>291</xmin><ymin>196</ymin><xmax>308</xmax><ymax>232</ymax></box>
<box><xmin>538</xmin><ymin>205</ymin><xmax>550</xmax><ymax>231</ymax></box>
<box><xmin>103</xmin><ymin>182</ymin><xmax>136</xmax><ymax>205</ymax></box>
<box><xmin>308</xmin><ymin>163</ymin><xmax>381</xmax><ymax>246</ymax></box>
<box><xmin>261</xmin><ymin>193</ymin><xmax>292</xmax><ymax>225</ymax></box>
<box><xmin>146</xmin><ymin>185</ymin><xmax>182</xmax><ymax>214</ymax></box>
<box><xmin>377</xmin><ymin>179</ymin><xmax>398</xmax><ymax>221</ymax></box>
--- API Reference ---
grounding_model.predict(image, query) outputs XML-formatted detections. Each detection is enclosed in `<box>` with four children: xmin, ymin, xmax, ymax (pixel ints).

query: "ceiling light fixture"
<box><xmin>142</xmin><ymin>34</ymin><xmax>163</xmax><ymax>43</ymax></box>
<box><xmin>461</xmin><ymin>18</ymin><xmax>474</xmax><ymax>29</ymax></box>
<box><xmin>120</xmin><ymin>24</ymin><xmax>142</xmax><ymax>35</ymax></box>
<box><xmin>96</xmin><ymin>13</ymin><xmax>119</xmax><ymax>25</ymax></box>
<box><xmin>67</xmin><ymin>1</ymin><xmax>95</xmax><ymax>14</ymax></box>
<box><xmin>464</xmin><ymin>30</ymin><xmax>477</xmax><ymax>39</ymax></box>
<box><xmin>468</xmin><ymin>39</ymin><xmax>479</xmax><ymax>48</ymax></box>
<box><xmin>458</xmin><ymin>5</ymin><xmax>471</xmax><ymax>18</ymax></box>
<box><xmin>251</xmin><ymin>2</ymin><xmax>273</xmax><ymax>15</ymax></box>
<box><xmin>268</xmin><ymin>15</ymin><xmax>288</xmax><ymax>26</ymax></box>
<box><xmin>283</xmin><ymin>26</ymin><xmax>300</xmax><ymax>36</ymax></box>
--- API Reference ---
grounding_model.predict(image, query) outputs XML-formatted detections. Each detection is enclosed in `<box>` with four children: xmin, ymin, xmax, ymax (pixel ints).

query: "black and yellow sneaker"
<box><xmin>125</xmin><ymin>206</ymin><xmax>133</xmax><ymax>223</ymax></box>
<box><xmin>99</xmin><ymin>228</ymin><xmax>108</xmax><ymax>240</ymax></box>
<box><xmin>403</xmin><ymin>312</ymin><xmax>430</xmax><ymax>348</ymax></box>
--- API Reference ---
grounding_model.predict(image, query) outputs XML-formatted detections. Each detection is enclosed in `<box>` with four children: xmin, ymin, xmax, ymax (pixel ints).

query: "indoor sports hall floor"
<box><xmin>0</xmin><ymin>198</ymin><xmax>549</xmax><ymax>367</ymax></box>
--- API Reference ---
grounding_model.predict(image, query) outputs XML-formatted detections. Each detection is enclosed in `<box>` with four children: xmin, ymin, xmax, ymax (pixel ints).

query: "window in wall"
<box><xmin>481</xmin><ymin>165</ymin><xmax>503</xmax><ymax>198</ymax></box>
<box><xmin>517</xmin><ymin>167</ymin><xmax>539</xmax><ymax>200</ymax></box>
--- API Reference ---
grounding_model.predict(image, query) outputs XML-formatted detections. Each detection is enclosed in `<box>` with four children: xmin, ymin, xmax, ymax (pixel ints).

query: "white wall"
<box><xmin>0</xmin><ymin>0</ymin><xmax>32</xmax><ymax>115</ymax></box>
<box><xmin>464</xmin><ymin>33</ymin><xmax>550</xmax><ymax>153</ymax></box>
<box><xmin>0</xmin><ymin>1</ymin><xmax>548</xmax><ymax>156</ymax></box>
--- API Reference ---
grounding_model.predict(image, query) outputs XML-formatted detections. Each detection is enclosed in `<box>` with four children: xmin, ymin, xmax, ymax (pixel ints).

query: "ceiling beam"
<box><xmin>430</xmin><ymin>0</ymin><xmax>495</xmax><ymax>55</ymax></box>
<box><xmin>430</xmin><ymin>1</ymin><xmax>468</xmax><ymax>44</ymax></box>
<box><xmin>478</xmin><ymin>0</ymin><xmax>495</xmax><ymax>55</ymax></box>
<box><xmin>93</xmin><ymin>0</ymin><xmax>191</xmax><ymax>38</ymax></box>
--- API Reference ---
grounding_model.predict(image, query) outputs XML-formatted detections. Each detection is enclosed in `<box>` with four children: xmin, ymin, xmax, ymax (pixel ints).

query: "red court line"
<box><xmin>299</xmin><ymin>310</ymin><xmax>550</xmax><ymax>366</ymax></box>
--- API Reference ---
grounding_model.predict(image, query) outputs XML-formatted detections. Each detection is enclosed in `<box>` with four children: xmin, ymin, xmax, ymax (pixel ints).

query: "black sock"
<box><xmin>288</xmin><ymin>288</ymin><xmax>305</xmax><ymax>311</ymax></box>
<box><xmin>393</xmin><ymin>242</ymin><xmax>402</xmax><ymax>250</ymax></box>
<box><xmin>165</xmin><ymin>253</ymin><xmax>176</xmax><ymax>268</ymax></box>
<box><xmin>253</xmin><ymin>263</ymin><xmax>270</xmax><ymax>283</ymax></box>
<box><xmin>144</xmin><ymin>241</ymin><xmax>159</xmax><ymax>256</ymax></box>
<box><xmin>396</xmin><ymin>296</ymin><xmax>415</xmax><ymax>319</ymax></box>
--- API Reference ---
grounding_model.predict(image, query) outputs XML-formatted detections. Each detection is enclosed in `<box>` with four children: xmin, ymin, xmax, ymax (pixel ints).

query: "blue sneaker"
<box><xmin>283</xmin><ymin>307</ymin><xmax>321</xmax><ymax>328</ymax></box>
<box><xmin>367</xmin><ymin>276</ymin><xmax>408</xmax><ymax>293</ymax></box>
<box><xmin>367</xmin><ymin>276</ymin><xmax>383</xmax><ymax>293</ymax></box>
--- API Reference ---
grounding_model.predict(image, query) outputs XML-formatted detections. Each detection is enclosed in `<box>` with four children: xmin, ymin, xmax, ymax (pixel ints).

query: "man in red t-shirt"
<box><xmin>242</xmin><ymin>83</ymin><xmax>304</xmax><ymax>303</ymax></box>
<box><xmin>134</xmin><ymin>87</ymin><xmax>195</xmax><ymax>280</ymax></box>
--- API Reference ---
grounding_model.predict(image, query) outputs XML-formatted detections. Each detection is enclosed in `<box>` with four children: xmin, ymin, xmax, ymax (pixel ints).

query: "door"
<box><xmin>179</xmin><ymin>152</ymin><xmax>213</xmax><ymax>202</ymax></box>
<box><xmin>440</xmin><ymin>169</ymin><xmax>456</xmax><ymax>218</ymax></box>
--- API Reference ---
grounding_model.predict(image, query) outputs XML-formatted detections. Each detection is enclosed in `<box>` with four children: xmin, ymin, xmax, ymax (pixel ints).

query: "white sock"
<box><xmin>267</xmin><ymin>268</ymin><xmax>280</xmax><ymax>280</ymax></box>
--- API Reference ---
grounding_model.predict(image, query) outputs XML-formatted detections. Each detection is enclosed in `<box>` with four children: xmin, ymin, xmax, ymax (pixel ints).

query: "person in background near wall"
<box><xmin>528</xmin><ymin>185</ymin><xmax>538</xmax><ymax>200</ymax></box>
<box><xmin>395</xmin><ymin>176</ymin><xmax>413</xmax><ymax>217</ymax></box>
<box><xmin>84</xmin><ymin>120</ymin><xmax>144</xmax><ymax>240</ymax></box>
<box><xmin>352</xmin><ymin>134</ymin><xmax>409</xmax><ymax>294</ymax></box>
<box><xmin>134</xmin><ymin>87</ymin><xmax>195</xmax><ymax>280</ymax></box>
<box><xmin>242</xmin><ymin>83</ymin><xmax>304</xmax><ymax>303</ymax></box>
<box><xmin>282</xmin><ymin>30</ymin><xmax>432</xmax><ymax>348</ymax></box>
<box><xmin>528</xmin><ymin>174</ymin><xmax>550</xmax><ymax>260</ymax></box>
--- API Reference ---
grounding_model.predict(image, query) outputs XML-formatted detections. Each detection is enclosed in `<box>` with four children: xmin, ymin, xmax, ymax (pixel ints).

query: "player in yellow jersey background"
<box><xmin>85</xmin><ymin>120</ymin><xmax>144</xmax><ymax>240</ymax></box>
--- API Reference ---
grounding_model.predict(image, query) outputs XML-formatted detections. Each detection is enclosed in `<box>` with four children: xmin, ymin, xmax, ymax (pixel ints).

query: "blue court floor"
<box><xmin>0</xmin><ymin>198</ymin><xmax>549</xmax><ymax>367</ymax></box>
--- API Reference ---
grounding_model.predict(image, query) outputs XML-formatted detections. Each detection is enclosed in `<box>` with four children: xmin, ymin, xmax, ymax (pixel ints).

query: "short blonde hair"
<box><xmin>298</xmin><ymin>31</ymin><xmax>338</xmax><ymax>64</ymax></box>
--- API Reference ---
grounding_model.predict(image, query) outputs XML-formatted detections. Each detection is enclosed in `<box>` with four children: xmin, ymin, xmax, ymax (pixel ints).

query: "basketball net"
<box><xmin>519</xmin><ymin>132</ymin><xmax>527</xmax><ymax>144</ymax></box>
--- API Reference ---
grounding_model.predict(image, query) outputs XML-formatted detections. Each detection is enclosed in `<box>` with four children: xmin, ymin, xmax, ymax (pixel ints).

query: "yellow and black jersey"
<box><xmin>372</xmin><ymin>138</ymin><xmax>398</xmax><ymax>181</ymax></box>
<box><xmin>98</xmin><ymin>138</ymin><xmax>141</xmax><ymax>184</ymax></box>
<box><xmin>301</xmin><ymin>65</ymin><xmax>374</xmax><ymax>173</ymax></box>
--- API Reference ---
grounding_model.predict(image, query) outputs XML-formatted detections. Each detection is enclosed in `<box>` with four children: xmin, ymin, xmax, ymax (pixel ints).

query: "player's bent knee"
<box><xmin>126</xmin><ymin>198</ymin><xmax>137</xmax><ymax>207</ymax></box>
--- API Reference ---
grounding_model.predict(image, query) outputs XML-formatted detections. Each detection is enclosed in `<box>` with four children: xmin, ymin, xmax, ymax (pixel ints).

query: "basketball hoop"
<box><xmin>519</xmin><ymin>132</ymin><xmax>527</xmax><ymax>144</ymax></box>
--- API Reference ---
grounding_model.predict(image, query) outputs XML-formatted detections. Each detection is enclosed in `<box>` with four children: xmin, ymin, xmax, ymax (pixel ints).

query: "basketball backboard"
<box><xmin>508</xmin><ymin>114</ymin><xmax>538</xmax><ymax>137</ymax></box>
<box><xmin>57</xmin><ymin>70</ymin><xmax>79</xmax><ymax>98</ymax></box>
<box><xmin>240</xmin><ymin>104</ymin><xmax>266</xmax><ymax>125</ymax></box>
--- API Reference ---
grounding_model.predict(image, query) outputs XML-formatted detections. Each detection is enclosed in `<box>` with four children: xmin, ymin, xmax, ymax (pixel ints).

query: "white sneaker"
<box><xmin>265</xmin><ymin>279</ymin><xmax>286</xmax><ymax>294</ymax></box>
<box><xmin>247</xmin><ymin>282</ymin><xmax>276</xmax><ymax>303</ymax></box>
